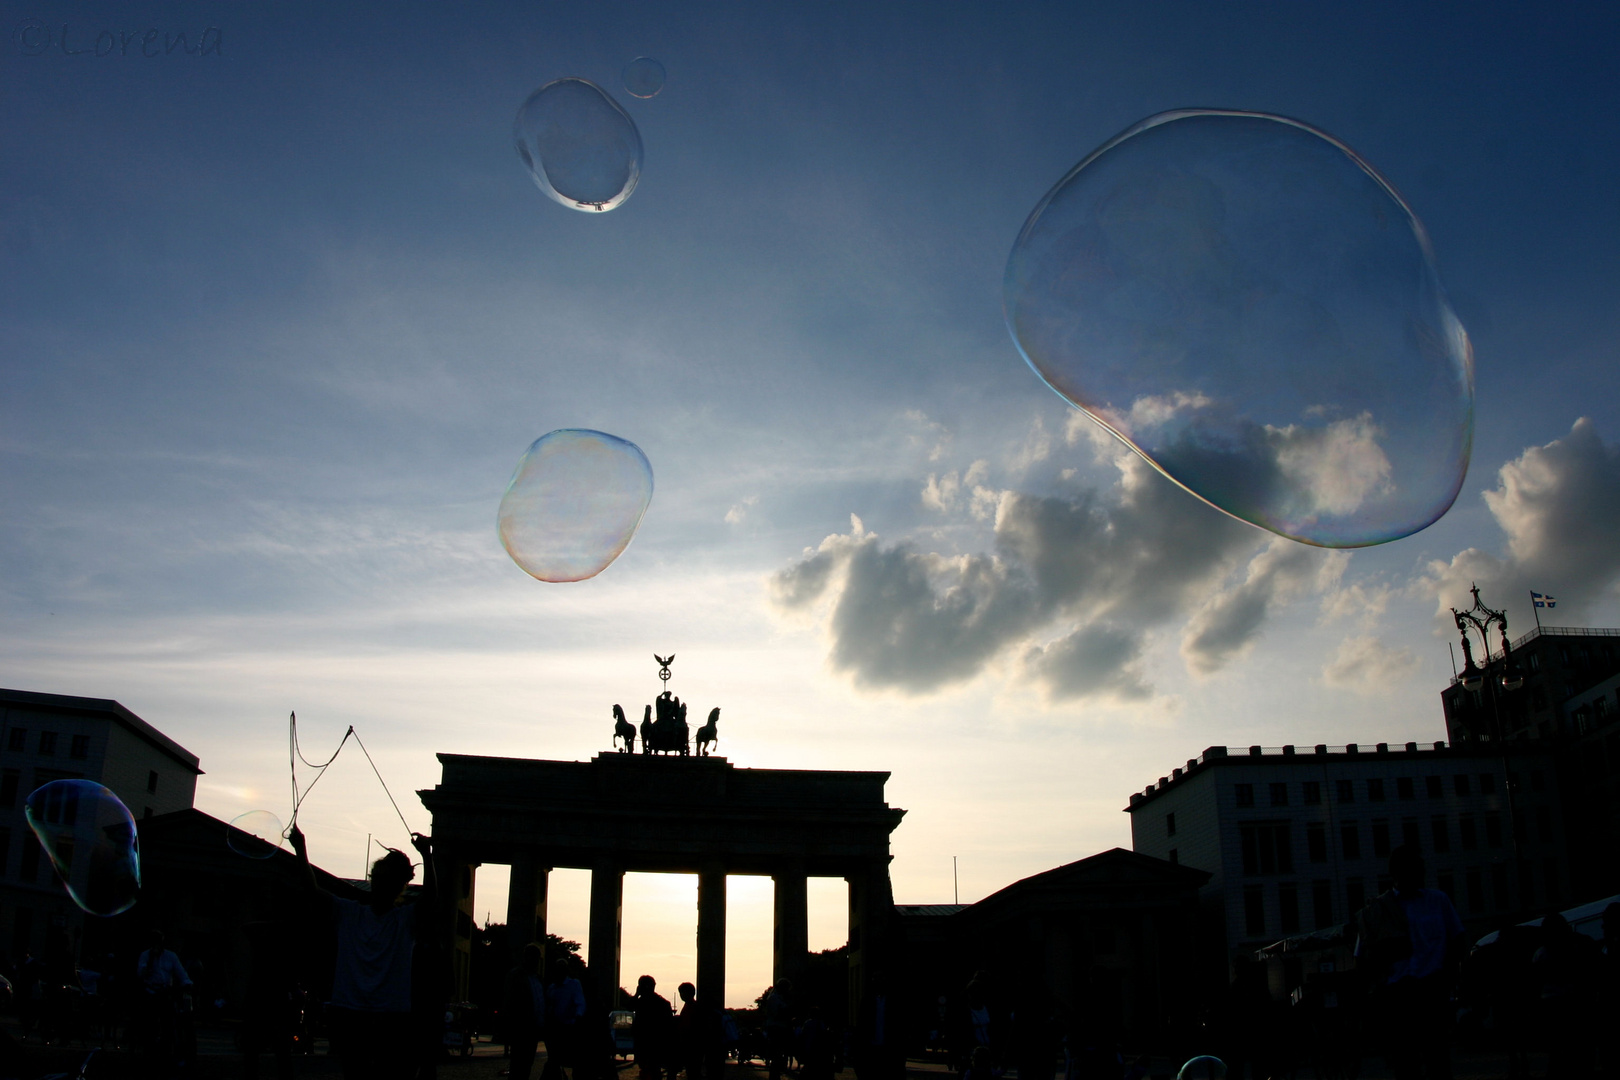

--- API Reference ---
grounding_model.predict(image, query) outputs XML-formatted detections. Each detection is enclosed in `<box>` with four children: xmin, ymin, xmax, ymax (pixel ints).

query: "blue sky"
<box><xmin>4</xmin><ymin>1</ymin><xmax>1619</xmax><ymax>1002</ymax></box>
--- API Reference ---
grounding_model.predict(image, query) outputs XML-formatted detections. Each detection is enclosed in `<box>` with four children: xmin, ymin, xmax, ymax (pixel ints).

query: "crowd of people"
<box><xmin>2</xmin><ymin>839</ymin><xmax>1617</xmax><ymax>1079</ymax></box>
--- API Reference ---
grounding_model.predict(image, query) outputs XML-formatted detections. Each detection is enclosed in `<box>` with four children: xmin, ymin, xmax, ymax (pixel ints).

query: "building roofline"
<box><xmin>1124</xmin><ymin>738</ymin><xmax>1555</xmax><ymax>812</ymax></box>
<box><xmin>0</xmin><ymin>688</ymin><xmax>203</xmax><ymax>775</ymax></box>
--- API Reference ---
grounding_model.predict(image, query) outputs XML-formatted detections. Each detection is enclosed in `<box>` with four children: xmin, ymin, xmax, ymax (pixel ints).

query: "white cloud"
<box><xmin>1268</xmin><ymin>413</ymin><xmax>1393</xmax><ymax>518</ymax></box>
<box><xmin>1321</xmin><ymin>635</ymin><xmax>1423</xmax><ymax>692</ymax></box>
<box><xmin>1425</xmin><ymin>418</ymin><xmax>1620</xmax><ymax>621</ymax></box>
<box><xmin>1181</xmin><ymin>537</ymin><xmax>1348</xmax><ymax>675</ymax></box>
<box><xmin>725</xmin><ymin>495</ymin><xmax>760</xmax><ymax>524</ymax></box>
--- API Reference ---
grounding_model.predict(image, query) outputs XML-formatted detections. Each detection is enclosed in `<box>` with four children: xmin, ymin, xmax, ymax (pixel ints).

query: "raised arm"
<box><xmin>411</xmin><ymin>832</ymin><xmax>439</xmax><ymax>934</ymax></box>
<box><xmin>288</xmin><ymin>825</ymin><xmax>326</xmax><ymax>897</ymax></box>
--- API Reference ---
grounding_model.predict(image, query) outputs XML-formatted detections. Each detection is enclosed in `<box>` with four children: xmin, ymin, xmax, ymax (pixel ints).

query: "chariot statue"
<box><xmin>607</xmin><ymin>654</ymin><xmax>725</xmax><ymax>757</ymax></box>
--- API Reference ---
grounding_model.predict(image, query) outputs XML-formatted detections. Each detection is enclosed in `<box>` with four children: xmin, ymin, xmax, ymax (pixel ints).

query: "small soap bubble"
<box><xmin>24</xmin><ymin>780</ymin><xmax>140</xmax><ymax>917</ymax></box>
<box><xmin>1004</xmin><ymin>110</ymin><xmax>1474</xmax><ymax>548</ymax></box>
<box><xmin>622</xmin><ymin>57</ymin><xmax>666</xmax><ymax>99</ymax></box>
<box><xmin>1177</xmin><ymin>1057</ymin><xmax>1228</xmax><ymax>1080</ymax></box>
<box><xmin>498</xmin><ymin>429</ymin><xmax>654</xmax><ymax>582</ymax></box>
<box><xmin>514</xmin><ymin>77</ymin><xmax>643</xmax><ymax>212</ymax></box>
<box><xmin>227</xmin><ymin>810</ymin><xmax>286</xmax><ymax>860</ymax></box>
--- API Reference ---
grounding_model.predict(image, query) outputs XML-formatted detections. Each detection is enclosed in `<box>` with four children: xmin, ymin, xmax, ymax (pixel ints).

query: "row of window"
<box><xmin>0</xmin><ymin>768</ymin><xmax>161</xmax><ymax>810</ymax></box>
<box><xmin>1238</xmin><ymin>808</ymin><xmax>1557</xmax><ymax>875</ymax></box>
<box><xmin>4</xmin><ymin>729</ymin><xmax>91</xmax><ymax>760</ymax></box>
<box><xmin>1231</xmin><ymin>771</ymin><xmax>1524</xmax><ymax>811</ymax></box>
<box><xmin>1239</xmin><ymin>857</ymin><xmax>1563</xmax><ymax>937</ymax></box>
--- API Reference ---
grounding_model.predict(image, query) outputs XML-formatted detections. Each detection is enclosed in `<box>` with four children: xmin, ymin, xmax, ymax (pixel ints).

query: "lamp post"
<box><xmin>1450</xmin><ymin>584</ymin><xmax>1526</xmax><ymax>914</ymax></box>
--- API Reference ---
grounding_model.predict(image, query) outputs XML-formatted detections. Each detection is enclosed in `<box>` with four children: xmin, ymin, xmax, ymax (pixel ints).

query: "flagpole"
<box><xmin>1530</xmin><ymin>591</ymin><xmax>1543</xmax><ymax>631</ymax></box>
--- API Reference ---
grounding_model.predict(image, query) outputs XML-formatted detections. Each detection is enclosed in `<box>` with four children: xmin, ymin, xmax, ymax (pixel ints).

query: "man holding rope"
<box><xmin>290</xmin><ymin>824</ymin><xmax>437</xmax><ymax>1080</ymax></box>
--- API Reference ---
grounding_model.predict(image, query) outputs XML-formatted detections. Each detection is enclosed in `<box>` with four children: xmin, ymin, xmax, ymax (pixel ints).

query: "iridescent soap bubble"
<box><xmin>514</xmin><ymin>78</ymin><xmax>643</xmax><ymax>212</ymax></box>
<box><xmin>1177</xmin><ymin>1057</ymin><xmax>1228</xmax><ymax>1080</ymax></box>
<box><xmin>498</xmin><ymin>429</ymin><xmax>654</xmax><ymax>582</ymax></box>
<box><xmin>1004</xmin><ymin>109</ymin><xmax>1473</xmax><ymax>548</ymax></box>
<box><xmin>622</xmin><ymin>57</ymin><xmax>666</xmax><ymax>99</ymax></box>
<box><xmin>227</xmin><ymin>810</ymin><xmax>286</xmax><ymax>860</ymax></box>
<box><xmin>24</xmin><ymin>780</ymin><xmax>140</xmax><ymax>917</ymax></box>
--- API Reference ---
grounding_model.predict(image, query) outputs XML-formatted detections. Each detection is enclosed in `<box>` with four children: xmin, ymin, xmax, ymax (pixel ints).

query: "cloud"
<box><xmin>1321</xmin><ymin>635</ymin><xmax>1423</xmax><ymax>691</ymax></box>
<box><xmin>1425</xmin><ymin>418</ymin><xmax>1620</xmax><ymax>620</ymax></box>
<box><xmin>1181</xmin><ymin>538</ymin><xmax>1348</xmax><ymax>675</ymax></box>
<box><xmin>771</xmin><ymin>439</ymin><xmax>1344</xmax><ymax>701</ymax></box>
<box><xmin>725</xmin><ymin>495</ymin><xmax>759</xmax><ymax>525</ymax></box>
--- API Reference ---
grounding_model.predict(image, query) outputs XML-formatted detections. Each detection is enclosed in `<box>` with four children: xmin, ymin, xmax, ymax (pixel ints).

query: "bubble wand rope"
<box><xmin>287</xmin><ymin>711</ymin><xmax>353</xmax><ymax>833</ymax></box>
<box><xmin>351</xmin><ymin>728</ymin><xmax>414</xmax><ymax>839</ymax></box>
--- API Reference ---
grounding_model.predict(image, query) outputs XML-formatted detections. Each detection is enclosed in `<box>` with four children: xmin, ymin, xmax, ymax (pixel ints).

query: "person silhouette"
<box><xmin>628</xmin><ymin>975</ymin><xmax>673</xmax><ymax>1080</ymax></box>
<box><xmin>504</xmin><ymin>944</ymin><xmax>547</xmax><ymax>1080</ymax></box>
<box><xmin>290</xmin><ymin>825</ymin><xmax>437</xmax><ymax>1080</ymax></box>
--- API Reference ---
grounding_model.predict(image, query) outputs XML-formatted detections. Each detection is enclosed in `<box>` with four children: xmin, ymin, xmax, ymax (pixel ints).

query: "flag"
<box><xmin>1532</xmin><ymin>592</ymin><xmax>1557</xmax><ymax>609</ymax></box>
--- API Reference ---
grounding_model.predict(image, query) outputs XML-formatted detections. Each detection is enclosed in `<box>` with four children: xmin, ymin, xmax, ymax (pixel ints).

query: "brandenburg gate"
<box><xmin>418</xmin><ymin>683</ymin><xmax>905</xmax><ymax>1019</ymax></box>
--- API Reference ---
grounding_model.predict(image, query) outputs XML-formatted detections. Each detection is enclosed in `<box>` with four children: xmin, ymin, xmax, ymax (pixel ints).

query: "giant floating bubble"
<box><xmin>1178</xmin><ymin>1057</ymin><xmax>1228</xmax><ymax>1080</ymax></box>
<box><xmin>622</xmin><ymin>57</ymin><xmax>666</xmax><ymax>99</ymax></box>
<box><xmin>498</xmin><ymin>429</ymin><xmax>654</xmax><ymax>582</ymax></box>
<box><xmin>24</xmin><ymin>780</ymin><xmax>140</xmax><ymax>916</ymax></box>
<box><xmin>227</xmin><ymin>810</ymin><xmax>286</xmax><ymax>860</ymax></box>
<box><xmin>514</xmin><ymin>78</ymin><xmax>643</xmax><ymax>212</ymax></box>
<box><xmin>1004</xmin><ymin>109</ymin><xmax>1473</xmax><ymax>547</ymax></box>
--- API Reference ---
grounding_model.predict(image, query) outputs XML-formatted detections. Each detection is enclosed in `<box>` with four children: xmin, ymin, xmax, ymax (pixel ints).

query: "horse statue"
<box><xmin>642</xmin><ymin>691</ymin><xmax>691</xmax><ymax>755</ymax></box>
<box><xmin>696</xmin><ymin>707</ymin><xmax>720</xmax><ymax>756</ymax></box>
<box><xmin>612</xmin><ymin>704</ymin><xmax>636</xmax><ymax>754</ymax></box>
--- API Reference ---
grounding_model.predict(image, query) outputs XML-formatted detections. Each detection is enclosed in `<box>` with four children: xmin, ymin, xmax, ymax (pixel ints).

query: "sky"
<box><xmin>4</xmin><ymin>1</ymin><xmax>1620</xmax><ymax>1005</ymax></box>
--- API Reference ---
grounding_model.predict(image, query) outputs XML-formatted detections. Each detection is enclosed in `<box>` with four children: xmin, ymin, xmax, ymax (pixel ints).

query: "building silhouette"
<box><xmin>0</xmin><ymin>687</ymin><xmax>202</xmax><ymax>961</ymax></box>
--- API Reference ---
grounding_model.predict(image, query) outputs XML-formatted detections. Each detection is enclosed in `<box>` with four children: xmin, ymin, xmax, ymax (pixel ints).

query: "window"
<box><xmin>1270</xmin><ymin>782</ymin><xmax>1289</xmax><ymax>807</ymax></box>
<box><xmin>19</xmin><ymin>837</ymin><xmax>39</xmax><ymax>882</ymax></box>
<box><xmin>1372</xmin><ymin>820</ymin><xmax>1391</xmax><ymax>858</ymax></box>
<box><xmin>1402</xmin><ymin>820</ymin><xmax>1422</xmax><ymax>851</ymax></box>
<box><xmin>1453</xmin><ymin>774</ymin><xmax>1471</xmax><ymax>797</ymax></box>
<box><xmin>37</xmin><ymin>732</ymin><xmax>57</xmax><ymax>756</ymax></box>
<box><xmin>1432</xmin><ymin>816</ymin><xmax>1451</xmax><ymax>853</ymax></box>
<box><xmin>1426</xmin><ymin>776</ymin><xmax>1443</xmax><ymax>798</ymax></box>
<box><xmin>1486</xmin><ymin>813</ymin><xmax>1503</xmax><ymax>848</ymax></box>
<box><xmin>1303</xmin><ymin>781</ymin><xmax>1321</xmax><ymax>805</ymax></box>
<box><xmin>1346</xmin><ymin>878</ymin><xmax>1366</xmax><ymax>916</ymax></box>
<box><xmin>1397</xmin><ymin>777</ymin><xmax>1415</xmax><ymax>800</ymax></box>
<box><xmin>1244</xmin><ymin>886</ymin><xmax>1266</xmax><ymax>935</ymax></box>
<box><xmin>1336</xmin><ymin>779</ymin><xmax>1355</xmax><ymax>804</ymax></box>
<box><xmin>1492</xmin><ymin>863</ymin><xmax>1510</xmax><ymax>909</ymax></box>
<box><xmin>146</xmin><ymin>771</ymin><xmax>158</xmax><ymax>795</ymax></box>
<box><xmin>1460</xmin><ymin>816</ymin><xmax>1477</xmax><ymax>851</ymax></box>
<box><xmin>1168</xmin><ymin>849</ymin><xmax>1178</xmax><ymax>865</ymax></box>
<box><xmin>1466</xmin><ymin>868</ymin><xmax>1484</xmax><ymax>913</ymax></box>
<box><xmin>1279</xmin><ymin>883</ymin><xmax>1300</xmax><ymax>933</ymax></box>
<box><xmin>69</xmin><ymin>735</ymin><xmax>89</xmax><ymax>760</ymax></box>
<box><xmin>6</xmin><ymin>728</ymin><xmax>24</xmax><ymax>751</ymax></box>
<box><xmin>1437</xmin><ymin>872</ymin><xmax>1456</xmax><ymax>902</ymax></box>
<box><xmin>1536</xmin><ymin>806</ymin><xmax>1553</xmax><ymax>843</ymax></box>
<box><xmin>1307</xmin><ymin>823</ymin><xmax>1327</xmax><ymax>862</ymax></box>
<box><xmin>1166</xmin><ymin>813</ymin><xmax>1176</xmax><ymax>837</ymax></box>
<box><xmin>0</xmin><ymin>770</ymin><xmax>16</xmax><ymax>808</ymax></box>
<box><xmin>1235</xmin><ymin>783</ymin><xmax>1255</xmax><ymax>808</ymax></box>
<box><xmin>1341</xmin><ymin>822</ymin><xmax>1361</xmax><ymax>859</ymax></box>
<box><xmin>55</xmin><ymin>842</ymin><xmax>73</xmax><ymax>872</ymax></box>
<box><xmin>1368</xmin><ymin>779</ymin><xmax>1386</xmax><ymax>802</ymax></box>
<box><xmin>0</xmin><ymin>827</ymin><xmax>8</xmax><ymax>878</ymax></box>
<box><xmin>1479</xmin><ymin>773</ymin><xmax>1496</xmax><ymax>795</ymax></box>
<box><xmin>1312</xmin><ymin>880</ymin><xmax>1333</xmax><ymax>929</ymax></box>
<box><xmin>1241</xmin><ymin>823</ymin><xmax>1294</xmax><ymax>875</ymax></box>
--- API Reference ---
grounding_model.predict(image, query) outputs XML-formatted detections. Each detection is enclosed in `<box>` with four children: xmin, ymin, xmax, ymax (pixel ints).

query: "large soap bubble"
<box><xmin>498</xmin><ymin>429</ymin><xmax>654</xmax><ymax>582</ymax></box>
<box><xmin>1178</xmin><ymin>1057</ymin><xmax>1228</xmax><ymax>1080</ymax></box>
<box><xmin>514</xmin><ymin>78</ymin><xmax>643</xmax><ymax>212</ymax></box>
<box><xmin>622</xmin><ymin>57</ymin><xmax>666</xmax><ymax>99</ymax></box>
<box><xmin>24</xmin><ymin>780</ymin><xmax>140</xmax><ymax>916</ymax></box>
<box><xmin>1004</xmin><ymin>109</ymin><xmax>1473</xmax><ymax>548</ymax></box>
<box><xmin>227</xmin><ymin>810</ymin><xmax>286</xmax><ymax>860</ymax></box>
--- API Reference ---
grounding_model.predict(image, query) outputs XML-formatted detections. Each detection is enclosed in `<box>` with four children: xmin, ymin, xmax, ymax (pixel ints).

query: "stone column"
<box><xmin>772</xmin><ymin>863</ymin><xmax>808</xmax><ymax>988</ymax></box>
<box><xmin>845</xmin><ymin>858</ymin><xmax>894</xmax><ymax>1029</ymax></box>
<box><xmin>587</xmin><ymin>861</ymin><xmax>624</xmax><ymax>1012</ymax></box>
<box><xmin>506</xmin><ymin>852</ymin><xmax>550</xmax><ymax>962</ymax></box>
<box><xmin>696</xmin><ymin>861</ymin><xmax>727</xmax><ymax>1010</ymax></box>
<box><xmin>438</xmin><ymin>852</ymin><xmax>478</xmax><ymax>1002</ymax></box>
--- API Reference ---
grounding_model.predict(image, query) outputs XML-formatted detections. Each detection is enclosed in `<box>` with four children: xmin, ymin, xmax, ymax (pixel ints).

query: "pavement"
<box><xmin>0</xmin><ymin>1023</ymin><xmax>1555</xmax><ymax>1080</ymax></box>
